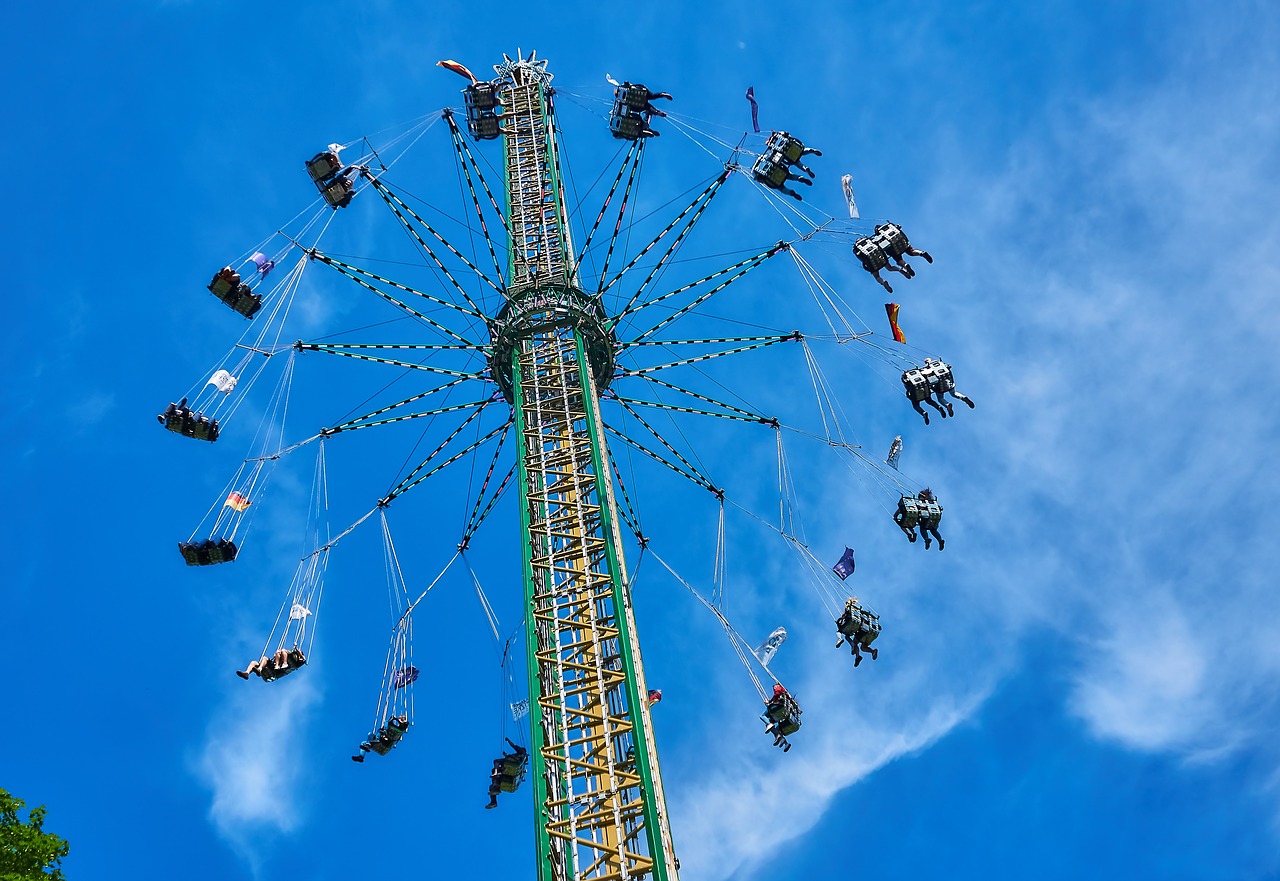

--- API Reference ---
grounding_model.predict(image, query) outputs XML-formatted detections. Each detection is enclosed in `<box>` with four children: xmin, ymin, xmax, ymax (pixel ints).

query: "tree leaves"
<box><xmin>0</xmin><ymin>789</ymin><xmax>69</xmax><ymax>881</ymax></box>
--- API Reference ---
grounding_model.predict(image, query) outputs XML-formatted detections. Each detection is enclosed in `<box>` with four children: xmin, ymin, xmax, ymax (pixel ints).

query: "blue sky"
<box><xmin>3</xmin><ymin>2</ymin><xmax>1279</xmax><ymax>879</ymax></box>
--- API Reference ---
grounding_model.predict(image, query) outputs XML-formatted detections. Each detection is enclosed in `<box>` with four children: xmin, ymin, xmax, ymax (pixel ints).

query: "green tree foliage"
<box><xmin>0</xmin><ymin>789</ymin><xmax>69</xmax><ymax>881</ymax></box>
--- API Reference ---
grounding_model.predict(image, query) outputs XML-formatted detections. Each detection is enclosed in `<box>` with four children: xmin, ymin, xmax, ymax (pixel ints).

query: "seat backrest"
<box><xmin>621</xmin><ymin>83</ymin><xmax>650</xmax><ymax>111</ymax></box>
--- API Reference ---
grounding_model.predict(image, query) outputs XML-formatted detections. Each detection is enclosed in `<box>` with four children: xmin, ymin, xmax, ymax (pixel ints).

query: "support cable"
<box><xmin>444</xmin><ymin>110</ymin><xmax>510</xmax><ymax>288</ymax></box>
<box><xmin>384</xmin><ymin>417</ymin><xmax>512</xmax><ymax>504</ymax></box>
<box><xmin>609</xmin><ymin>169</ymin><xmax>732</xmax><ymax>318</ymax></box>
<box><xmin>599</xmin><ymin>170</ymin><xmax>728</xmax><ymax>300</ymax></box>
<box><xmin>296</xmin><ymin>345</ymin><xmax>487</xmax><ymax>379</ymax></box>
<box><xmin>366</xmin><ymin>174</ymin><xmax>505</xmax><ymax>304</ymax></box>
<box><xmin>305</xmin><ymin>251</ymin><xmax>481</xmax><ymax>346</ymax></box>
<box><xmin>648</xmin><ymin>547</ymin><xmax>774</xmax><ymax>699</ymax></box>
<box><xmin>575</xmin><ymin>139</ymin><xmax>641</xmax><ymax>270</ymax></box>
<box><xmin>603</xmin><ymin>422</ymin><xmax>719</xmax><ymax>496</ymax></box>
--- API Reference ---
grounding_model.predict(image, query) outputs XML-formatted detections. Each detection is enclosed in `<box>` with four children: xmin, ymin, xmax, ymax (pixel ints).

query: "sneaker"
<box><xmin>236</xmin><ymin>670</ymin><xmax>250</xmax><ymax>680</ymax></box>
<box><xmin>966</xmin><ymin>399</ymin><xmax>975</xmax><ymax>409</ymax></box>
<box><xmin>870</xmin><ymin>648</ymin><xmax>879</xmax><ymax>660</ymax></box>
<box><xmin>938</xmin><ymin>539</ymin><xmax>945</xmax><ymax>551</ymax></box>
<box><xmin>351</xmin><ymin>755</ymin><xmax>364</xmax><ymax>763</ymax></box>
<box><xmin>853</xmin><ymin>655</ymin><xmax>862</xmax><ymax>667</ymax></box>
<box><xmin>922</xmin><ymin>412</ymin><xmax>929</xmax><ymax>425</ymax></box>
<box><xmin>924</xmin><ymin>540</ymin><xmax>932</xmax><ymax>549</ymax></box>
<box><xmin>908</xmin><ymin>532</ymin><xmax>917</xmax><ymax>542</ymax></box>
<box><xmin>485</xmin><ymin>802</ymin><xmax>498</xmax><ymax>810</ymax></box>
<box><xmin>783</xmin><ymin>742</ymin><xmax>792</xmax><ymax>753</ymax></box>
<box><xmin>923</xmin><ymin>252</ymin><xmax>933</xmax><ymax>263</ymax></box>
<box><xmin>946</xmin><ymin>403</ymin><xmax>954</xmax><ymax>417</ymax></box>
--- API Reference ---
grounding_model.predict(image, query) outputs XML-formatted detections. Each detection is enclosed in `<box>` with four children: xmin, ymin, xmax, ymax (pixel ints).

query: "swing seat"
<box><xmin>190</xmin><ymin>416</ymin><xmax>220</xmax><ymax>442</ymax></box>
<box><xmin>208</xmin><ymin>269</ymin><xmax>240</xmax><ymax>298</ymax></box>
<box><xmin>777</xmin><ymin>717</ymin><xmax>801</xmax><ymax>736</ymax></box>
<box><xmin>178</xmin><ymin>539</ymin><xmax>238</xmax><ymax>567</ymax></box>
<box><xmin>465</xmin><ymin>82</ymin><xmax>502</xmax><ymax>113</ymax></box>
<box><xmin>468</xmin><ymin>113</ymin><xmax>503</xmax><ymax>140</ymax></box>
<box><xmin>919</xmin><ymin>501</ymin><xmax>943</xmax><ymax>526</ymax></box>
<box><xmin>229</xmin><ymin>285</ymin><xmax>263</xmax><ymax>319</ymax></box>
<box><xmin>498</xmin><ymin>774</ymin><xmax>521</xmax><ymax>793</ymax></box>
<box><xmin>781</xmin><ymin>138</ymin><xmax>806</xmax><ymax>164</ymax></box>
<box><xmin>306</xmin><ymin>151</ymin><xmax>343</xmax><ymax>185</ymax></box>
<box><xmin>618</xmin><ymin>83</ymin><xmax>651</xmax><ymax>112</ymax></box>
<box><xmin>854</xmin><ymin>238</ymin><xmax>888</xmax><ymax>271</ymax></box>
<box><xmin>321</xmin><ymin>176</ymin><xmax>355</xmax><ymax>209</ymax></box>
<box><xmin>609</xmin><ymin>110</ymin><xmax>648</xmax><ymax>141</ymax></box>
<box><xmin>751</xmin><ymin>157</ymin><xmax>788</xmax><ymax>189</ymax></box>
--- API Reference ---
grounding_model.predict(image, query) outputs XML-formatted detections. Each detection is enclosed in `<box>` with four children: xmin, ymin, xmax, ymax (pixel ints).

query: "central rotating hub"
<box><xmin>488</xmin><ymin>282</ymin><xmax>618</xmax><ymax>404</ymax></box>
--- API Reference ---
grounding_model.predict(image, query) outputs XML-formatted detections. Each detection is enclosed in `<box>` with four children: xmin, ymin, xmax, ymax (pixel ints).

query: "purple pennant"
<box><xmin>250</xmin><ymin>252</ymin><xmax>275</xmax><ymax>278</ymax></box>
<box><xmin>832</xmin><ymin>547</ymin><xmax>855</xmax><ymax>581</ymax></box>
<box><xmin>745</xmin><ymin>86</ymin><xmax>760</xmax><ymax>133</ymax></box>
<box><xmin>392</xmin><ymin>665</ymin><xmax>420</xmax><ymax>689</ymax></box>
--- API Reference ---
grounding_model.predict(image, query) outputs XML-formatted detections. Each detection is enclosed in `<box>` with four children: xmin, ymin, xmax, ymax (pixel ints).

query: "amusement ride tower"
<box><xmin>488</xmin><ymin>54</ymin><xmax>677</xmax><ymax>881</ymax></box>
<box><xmin>166</xmin><ymin>41</ymin><xmax>947</xmax><ymax>881</ymax></box>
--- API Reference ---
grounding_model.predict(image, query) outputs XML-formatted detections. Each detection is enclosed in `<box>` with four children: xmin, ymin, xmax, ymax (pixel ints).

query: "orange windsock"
<box><xmin>436</xmin><ymin>59</ymin><xmax>478</xmax><ymax>83</ymax></box>
<box><xmin>884</xmin><ymin>303</ymin><xmax>906</xmax><ymax>344</ymax></box>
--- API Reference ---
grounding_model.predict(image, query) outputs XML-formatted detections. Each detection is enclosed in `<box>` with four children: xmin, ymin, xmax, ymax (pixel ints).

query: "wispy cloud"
<box><xmin>665</xmin><ymin>6</ymin><xmax>1280</xmax><ymax>877</ymax></box>
<box><xmin>671</xmin><ymin>652</ymin><xmax>994</xmax><ymax>879</ymax></box>
<box><xmin>193</xmin><ymin>675</ymin><xmax>322</xmax><ymax>871</ymax></box>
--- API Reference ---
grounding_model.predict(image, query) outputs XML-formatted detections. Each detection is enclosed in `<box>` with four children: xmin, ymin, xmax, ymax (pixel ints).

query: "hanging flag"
<box><xmin>605</xmin><ymin>73</ymin><xmax>621</xmax><ymax>87</ymax></box>
<box><xmin>753</xmin><ymin>627</ymin><xmax>788</xmax><ymax>666</ymax></box>
<box><xmin>885</xmin><ymin>303</ymin><xmax>906</xmax><ymax>344</ymax></box>
<box><xmin>510</xmin><ymin>698</ymin><xmax>530</xmax><ymax>721</ymax></box>
<box><xmin>832</xmin><ymin>547</ymin><xmax>856</xmax><ymax>580</ymax></box>
<box><xmin>207</xmin><ymin>369</ymin><xmax>237</xmax><ymax>394</ymax></box>
<box><xmin>289</xmin><ymin>602</ymin><xmax>312</xmax><ymax>621</ymax></box>
<box><xmin>250</xmin><ymin>252</ymin><xmax>275</xmax><ymax>278</ymax></box>
<box><xmin>886</xmin><ymin>435</ymin><xmax>903</xmax><ymax>471</ymax></box>
<box><xmin>841</xmin><ymin>174</ymin><xmax>859</xmax><ymax>219</ymax></box>
<box><xmin>745</xmin><ymin>86</ymin><xmax>760</xmax><ymax>133</ymax></box>
<box><xmin>392</xmin><ymin>665</ymin><xmax>420</xmax><ymax>689</ymax></box>
<box><xmin>224</xmin><ymin>492</ymin><xmax>252</xmax><ymax>512</ymax></box>
<box><xmin>648</xmin><ymin>689</ymin><xmax>663</xmax><ymax>706</ymax></box>
<box><xmin>436</xmin><ymin>59</ymin><xmax>478</xmax><ymax>83</ymax></box>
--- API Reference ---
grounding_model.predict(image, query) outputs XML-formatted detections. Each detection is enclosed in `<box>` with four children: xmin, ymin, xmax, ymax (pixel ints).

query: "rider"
<box><xmin>835</xmin><ymin>597</ymin><xmax>880</xmax><ymax>667</ymax></box>
<box><xmin>486</xmin><ymin>738</ymin><xmax>529</xmax><ymax>809</ymax></box>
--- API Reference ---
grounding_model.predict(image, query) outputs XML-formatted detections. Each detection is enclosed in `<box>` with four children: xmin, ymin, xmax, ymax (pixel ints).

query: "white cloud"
<box><xmin>1069</xmin><ymin>589</ymin><xmax>1209</xmax><ymax>751</ymax></box>
<box><xmin>668</xmin><ymin>624</ymin><xmax>1000</xmax><ymax>880</ymax></box>
<box><xmin>663</xmin><ymin>7</ymin><xmax>1280</xmax><ymax>878</ymax></box>
<box><xmin>193</xmin><ymin>676</ymin><xmax>322</xmax><ymax>869</ymax></box>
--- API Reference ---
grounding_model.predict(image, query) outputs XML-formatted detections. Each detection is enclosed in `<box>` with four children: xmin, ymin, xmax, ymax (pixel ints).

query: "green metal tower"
<box><xmin>486</xmin><ymin>53</ymin><xmax>679</xmax><ymax>881</ymax></box>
